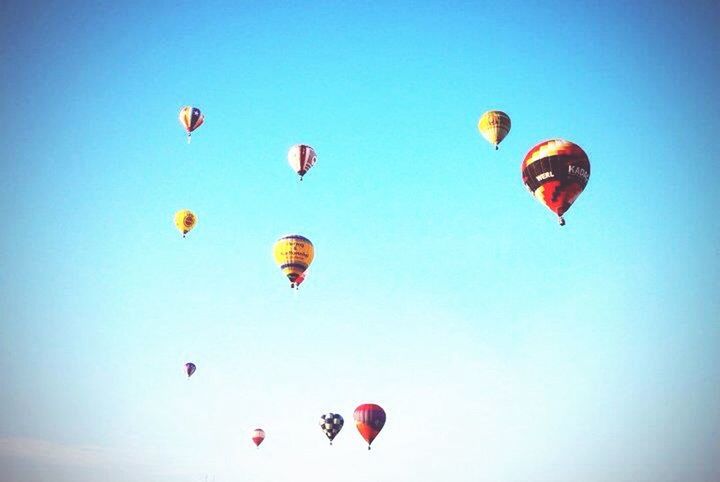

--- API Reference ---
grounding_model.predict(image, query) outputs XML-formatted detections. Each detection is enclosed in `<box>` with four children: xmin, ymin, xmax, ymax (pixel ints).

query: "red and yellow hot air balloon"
<box><xmin>521</xmin><ymin>139</ymin><xmax>590</xmax><ymax>226</ymax></box>
<box><xmin>288</xmin><ymin>144</ymin><xmax>317</xmax><ymax>180</ymax></box>
<box><xmin>273</xmin><ymin>235</ymin><xmax>314</xmax><ymax>289</ymax></box>
<box><xmin>354</xmin><ymin>404</ymin><xmax>386</xmax><ymax>450</ymax></box>
<box><xmin>178</xmin><ymin>106</ymin><xmax>205</xmax><ymax>143</ymax></box>
<box><xmin>174</xmin><ymin>209</ymin><xmax>197</xmax><ymax>238</ymax></box>
<box><xmin>251</xmin><ymin>428</ymin><xmax>265</xmax><ymax>448</ymax></box>
<box><xmin>478</xmin><ymin>110</ymin><xmax>511</xmax><ymax>150</ymax></box>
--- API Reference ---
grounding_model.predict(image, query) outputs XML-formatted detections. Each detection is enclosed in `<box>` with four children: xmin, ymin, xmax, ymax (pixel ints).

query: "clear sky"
<box><xmin>1</xmin><ymin>1</ymin><xmax>719</xmax><ymax>481</ymax></box>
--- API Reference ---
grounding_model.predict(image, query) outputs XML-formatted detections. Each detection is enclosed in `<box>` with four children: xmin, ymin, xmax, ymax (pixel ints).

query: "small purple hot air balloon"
<box><xmin>184</xmin><ymin>362</ymin><xmax>196</xmax><ymax>379</ymax></box>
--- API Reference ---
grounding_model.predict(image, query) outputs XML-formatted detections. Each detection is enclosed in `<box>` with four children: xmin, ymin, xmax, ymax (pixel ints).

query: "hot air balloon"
<box><xmin>178</xmin><ymin>106</ymin><xmax>204</xmax><ymax>143</ymax></box>
<box><xmin>354</xmin><ymin>404</ymin><xmax>385</xmax><ymax>450</ymax></box>
<box><xmin>521</xmin><ymin>139</ymin><xmax>590</xmax><ymax>226</ymax></box>
<box><xmin>478</xmin><ymin>110</ymin><xmax>511</xmax><ymax>150</ymax></box>
<box><xmin>288</xmin><ymin>144</ymin><xmax>317</xmax><ymax>180</ymax></box>
<box><xmin>272</xmin><ymin>235</ymin><xmax>314</xmax><ymax>289</ymax></box>
<box><xmin>251</xmin><ymin>428</ymin><xmax>265</xmax><ymax>448</ymax></box>
<box><xmin>174</xmin><ymin>209</ymin><xmax>197</xmax><ymax>237</ymax></box>
<box><xmin>184</xmin><ymin>362</ymin><xmax>196</xmax><ymax>378</ymax></box>
<box><xmin>319</xmin><ymin>413</ymin><xmax>344</xmax><ymax>445</ymax></box>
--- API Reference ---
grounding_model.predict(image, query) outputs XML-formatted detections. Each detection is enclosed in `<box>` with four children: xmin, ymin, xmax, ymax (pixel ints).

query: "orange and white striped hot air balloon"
<box><xmin>178</xmin><ymin>106</ymin><xmax>204</xmax><ymax>143</ymax></box>
<box><xmin>478</xmin><ymin>110</ymin><xmax>511</xmax><ymax>150</ymax></box>
<box><xmin>521</xmin><ymin>139</ymin><xmax>590</xmax><ymax>226</ymax></box>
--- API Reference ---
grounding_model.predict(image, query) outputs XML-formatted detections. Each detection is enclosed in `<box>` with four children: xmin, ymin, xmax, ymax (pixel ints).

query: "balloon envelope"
<box><xmin>478</xmin><ymin>110</ymin><xmax>511</xmax><ymax>149</ymax></box>
<box><xmin>272</xmin><ymin>235</ymin><xmax>314</xmax><ymax>288</ymax></box>
<box><xmin>521</xmin><ymin>139</ymin><xmax>590</xmax><ymax>225</ymax></box>
<box><xmin>319</xmin><ymin>413</ymin><xmax>344</xmax><ymax>444</ymax></box>
<box><xmin>353</xmin><ymin>404</ymin><xmax>385</xmax><ymax>449</ymax></box>
<box><xmin>178</xmin><ymin>106</ymin><xmax>204</xmax><ymax>140</ymax></box>
<box><xmin>184</xmin><ymin>362</ymin><xmax>196</xmax><ymax>378</ymax></box>
<box><xmin>288</xmin><ymin>144</ymin><xmax>317</xmax><ymax>179</ymax></box>
<box><xmin>251</xmin><ymin>428</ymin><xmax>265</xmax><ymax>447</ymax></box>
<box><xmin>174</xmin><ymin>210</ymin><xmax>197</xmax><ymax>237</ymax></box>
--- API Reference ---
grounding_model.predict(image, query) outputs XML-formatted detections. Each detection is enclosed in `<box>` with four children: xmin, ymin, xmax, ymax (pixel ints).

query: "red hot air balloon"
<box><xmin>521</xmin><ymin>139</ymin><xmax>590</xmax><ymax>226</ymax></box>
<box><xmin>354</xmin><ymin>404</ymin><xmax>386</xmax><ymax>450</ymax></box>
<box><xmin>184</xmin><ymin>362</ymin><xmax>196</xmax><ymax>378</ymax></box>
<box><xmin>251</xmin><ymin>428</ymin><xmax>265</xmax><ymax>448</ymax></box>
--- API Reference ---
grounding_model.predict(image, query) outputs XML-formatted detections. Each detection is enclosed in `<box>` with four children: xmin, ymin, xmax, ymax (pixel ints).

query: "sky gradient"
<box><xmin>1</xmin><ymin>1</ymin><xmax>719</xmax><ymax>481</ymax></box>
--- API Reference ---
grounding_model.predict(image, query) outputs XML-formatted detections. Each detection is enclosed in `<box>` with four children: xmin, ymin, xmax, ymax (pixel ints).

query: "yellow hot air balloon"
<box><xmin>478</xmin><ymin>110</ymin><xmax>511</xmax><ymax>150</ymax></box>
<box><xmin>174</xmin><ymin>209</ymin><xmax>197</xmax><ymax>238</ymax></box>
<box><xmin>273</xmin><ymin>235</ymin><xmax>314</xmax><ymax>288</ymax></box>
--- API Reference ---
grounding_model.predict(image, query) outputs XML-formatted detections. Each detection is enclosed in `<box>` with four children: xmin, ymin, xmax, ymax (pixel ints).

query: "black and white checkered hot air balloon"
<box><xmin>319</xmin><ymin>413</ymin><xmax>344</xmax><ymax>445</ymax></box>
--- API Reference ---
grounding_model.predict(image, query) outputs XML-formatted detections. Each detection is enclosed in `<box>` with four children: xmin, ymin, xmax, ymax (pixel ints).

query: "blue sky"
<box><xmin>1</xmin><ymin>1</ymin><xmax>719</xmax><ymax>481</ymax></box>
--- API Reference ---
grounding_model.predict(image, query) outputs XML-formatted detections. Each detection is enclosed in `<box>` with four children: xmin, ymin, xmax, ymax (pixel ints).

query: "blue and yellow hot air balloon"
<box><xmin>178</xmin><ymin>106</ymin><xmax>204</xmax><ymax>143</ymax></box>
